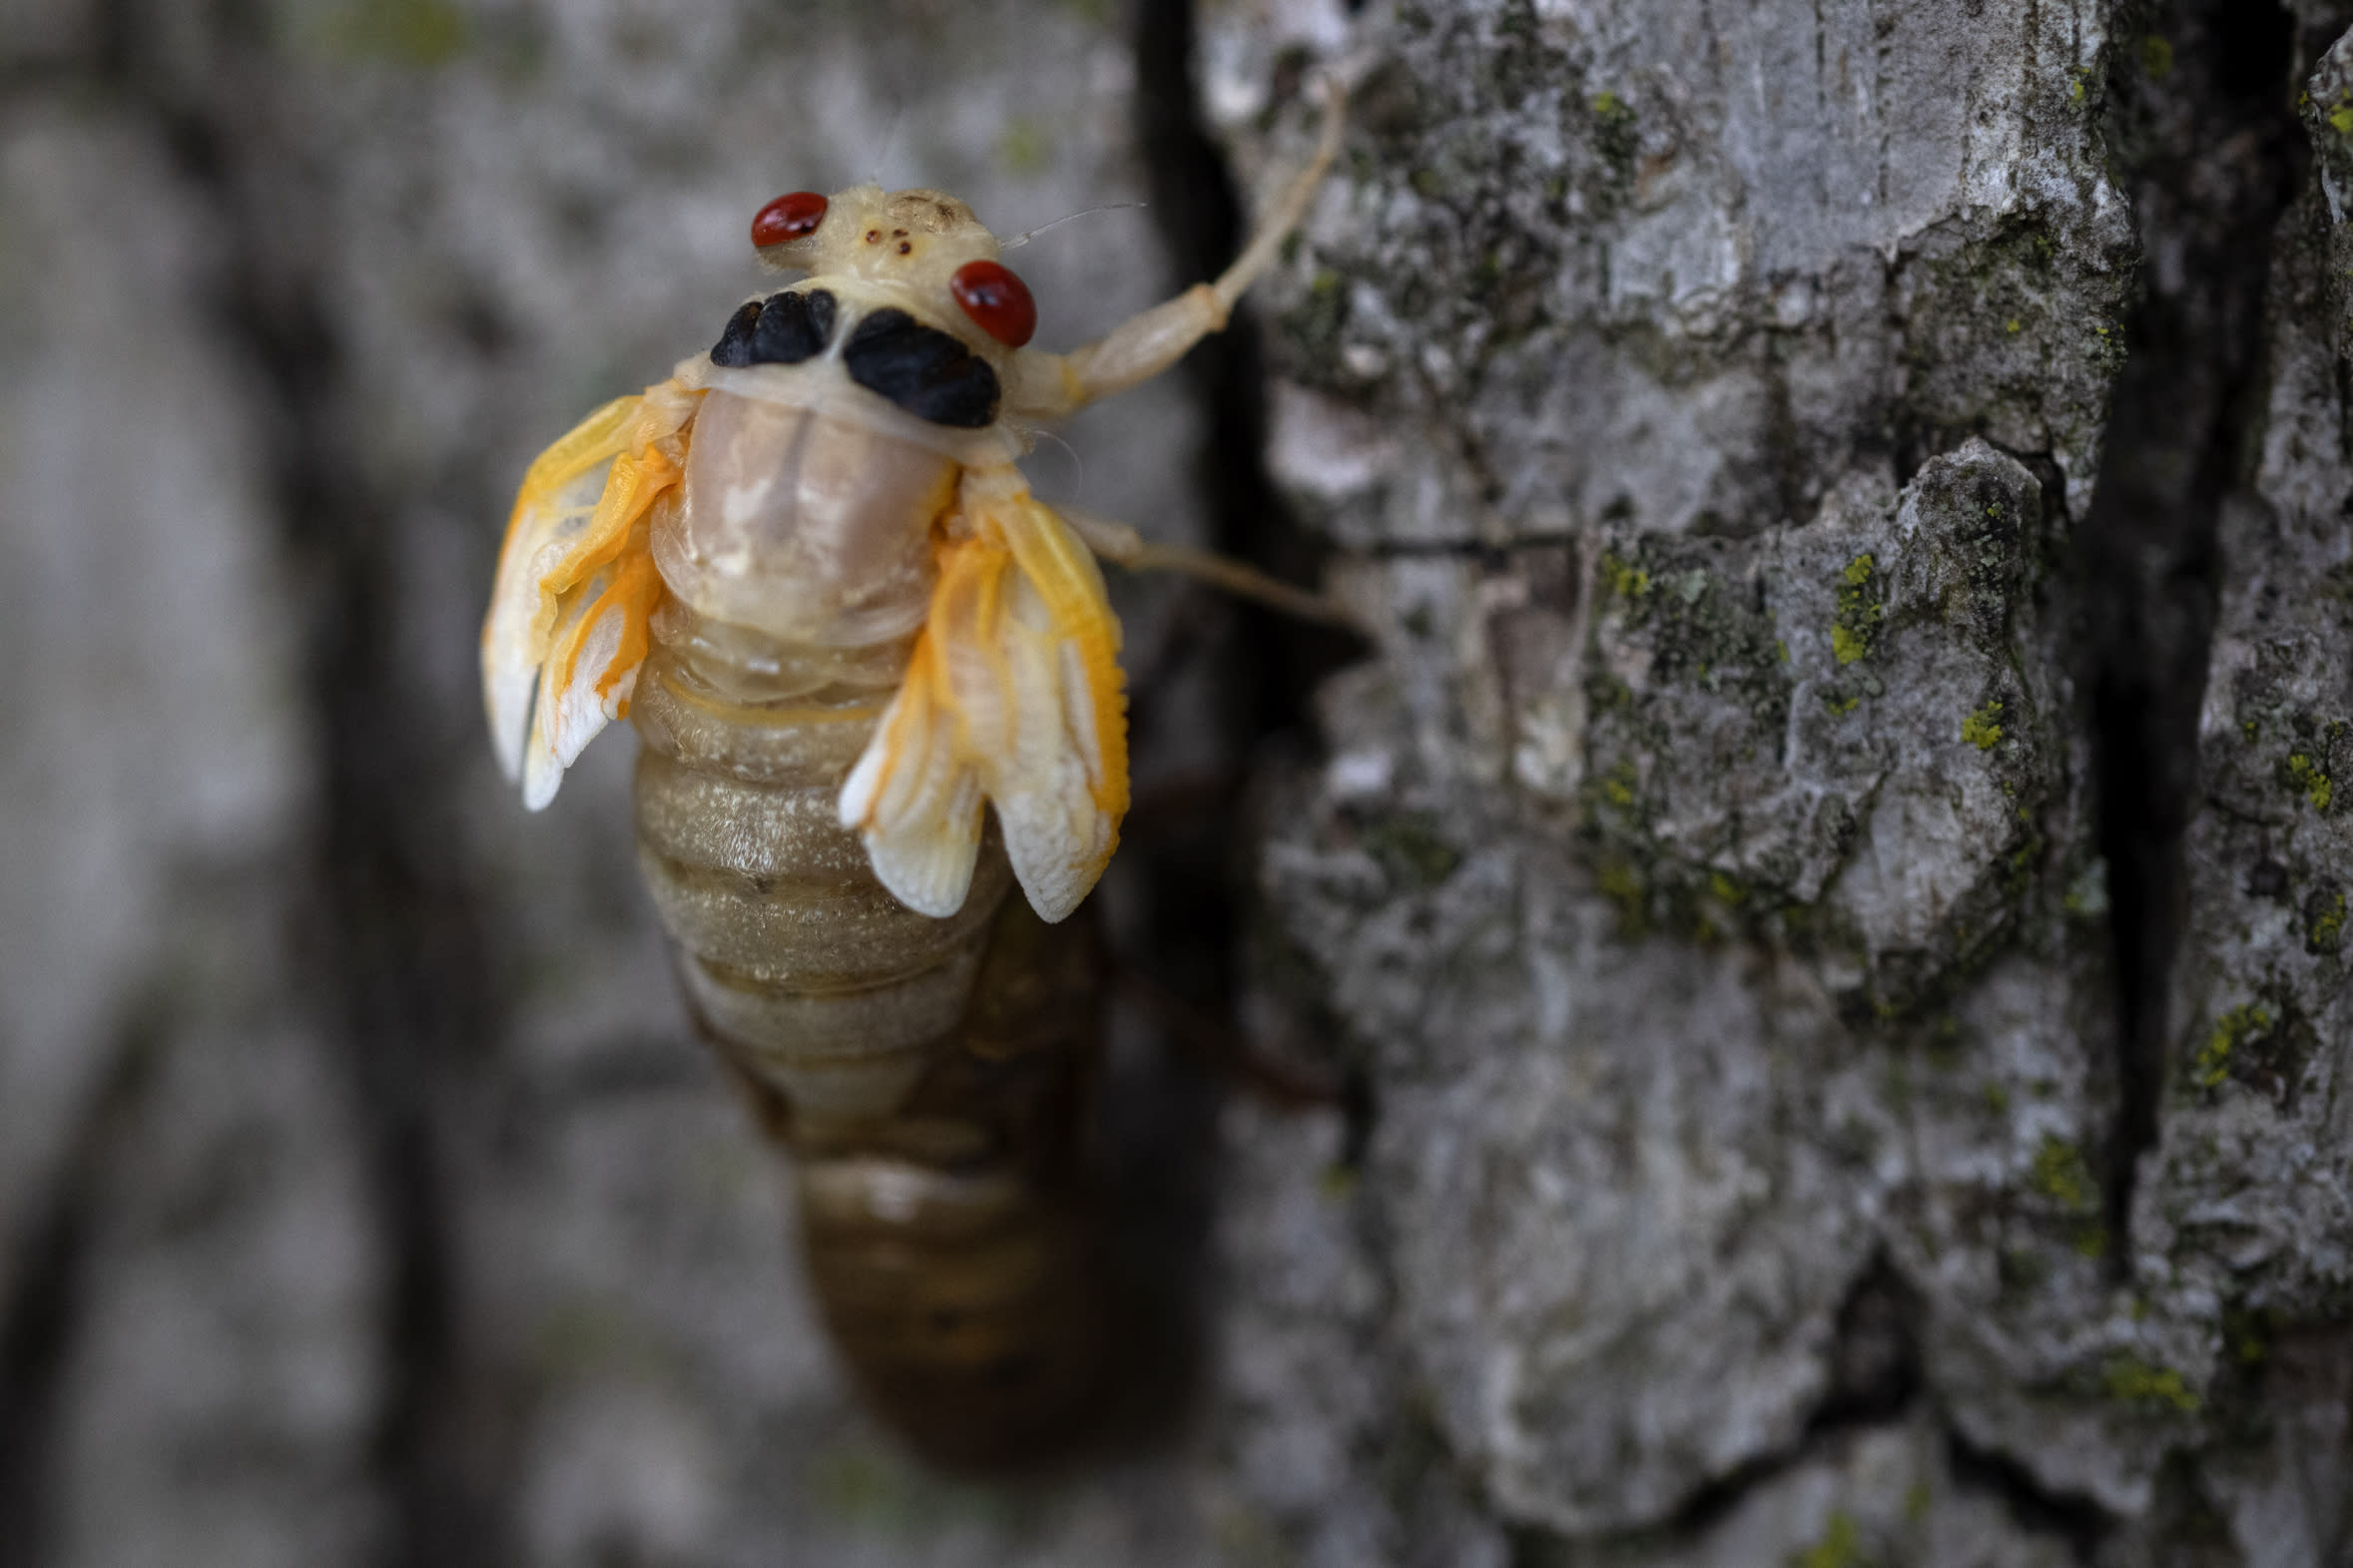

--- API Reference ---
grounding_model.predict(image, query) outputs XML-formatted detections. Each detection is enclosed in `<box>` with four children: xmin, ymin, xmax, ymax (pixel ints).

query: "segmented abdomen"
<box><xmin>629</xmin><ymin>625</ymin><xmax>1114</xmax><ymax>1469</ymax></box>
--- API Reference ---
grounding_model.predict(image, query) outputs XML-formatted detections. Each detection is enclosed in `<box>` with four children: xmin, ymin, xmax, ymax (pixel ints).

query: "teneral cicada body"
<box><xmin>481</xmin><ymin>90</ymin><xmax>1341</xmax><ymax>1467</ymax></box>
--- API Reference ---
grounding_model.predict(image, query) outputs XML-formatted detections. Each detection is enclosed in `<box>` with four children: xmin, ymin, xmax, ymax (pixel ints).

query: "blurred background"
<box><xmin>0</xmin><ymin>1</ymin><xmax>1339</xmax><ymax>1563</ymax></box>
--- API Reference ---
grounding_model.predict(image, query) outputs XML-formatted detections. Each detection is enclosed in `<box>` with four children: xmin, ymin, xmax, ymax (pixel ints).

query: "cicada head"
<box><xmin>751</xmin><ymin>186</ymin><xmax>1038</xmax><ymax>351</ymax></box>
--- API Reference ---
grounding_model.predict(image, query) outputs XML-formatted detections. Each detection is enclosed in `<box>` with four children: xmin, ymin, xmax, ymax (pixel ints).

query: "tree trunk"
<box><xmin>1</xmin><ymin>0</ymin><xmax>2347</xmax><ymax>1565</ymax></box>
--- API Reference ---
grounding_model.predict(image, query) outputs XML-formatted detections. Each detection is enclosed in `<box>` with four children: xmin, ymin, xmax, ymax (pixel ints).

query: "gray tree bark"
<box><xmin>1</xmin><ymin>1</ymin><xmax>2348</xmax><ymax>1566</ymax></box>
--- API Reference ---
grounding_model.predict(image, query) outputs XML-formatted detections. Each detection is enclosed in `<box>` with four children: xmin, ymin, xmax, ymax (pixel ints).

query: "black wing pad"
<box><xmin>842</xmin><ymin>307</ymin><xmax>1001</xmax><ymax>429</ymax></box>
<box><xmin>710</xmin><ymin>288</ymin><xmax>838</xmax><ymax>367</ymax></box>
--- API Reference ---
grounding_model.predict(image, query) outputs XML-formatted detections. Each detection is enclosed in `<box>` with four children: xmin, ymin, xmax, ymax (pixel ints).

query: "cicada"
<box><xmin>481</xmin><ymin>93</ymin><xmax>1342</xmax><ymax>1466</ymax></box>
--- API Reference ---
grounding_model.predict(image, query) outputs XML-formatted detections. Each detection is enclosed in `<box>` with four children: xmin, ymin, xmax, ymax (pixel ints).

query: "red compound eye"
<box><xmin>949</xmin><ymin>260</ymin><xmax>1036</xmax><ymax>348</ymax></box>
<box><xmin>751</xmin><ymin>191</ymin><xmax>827</xmax><ymax>248</ymax></box>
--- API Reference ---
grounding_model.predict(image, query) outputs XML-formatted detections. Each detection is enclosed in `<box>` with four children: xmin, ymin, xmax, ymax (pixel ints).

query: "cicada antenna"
<box><xmin>998</xmin><ymin>202</ymin><xmax>1146</xmax><ymax>252</ymax></box>
<box><xmin>869</xmin><ymin>96</ymin><xmax>908</xmax><ymax>188</ymax></box>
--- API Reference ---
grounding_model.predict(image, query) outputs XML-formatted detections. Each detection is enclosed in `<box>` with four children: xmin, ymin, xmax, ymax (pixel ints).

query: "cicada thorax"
<box><xmin>629</xmin><ymin>405</ymin><xmax>1124</xmax><ymax>1467</ymax></box>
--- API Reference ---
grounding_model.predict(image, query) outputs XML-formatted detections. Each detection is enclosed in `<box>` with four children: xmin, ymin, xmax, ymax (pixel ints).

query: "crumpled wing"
<box><xmin>520</xmin><ymin>543</ymin><xmax>665</xmax><ymax>808</ymax></box>
<box><xmin>839</xmin><ymin>470</ymin><xmax>1129</xmax><ymax>923</ymax></box>
<box><xmin>480</xmin><ymin>378</ymin><xmax>698</xmax><ymax>806</ymax></box>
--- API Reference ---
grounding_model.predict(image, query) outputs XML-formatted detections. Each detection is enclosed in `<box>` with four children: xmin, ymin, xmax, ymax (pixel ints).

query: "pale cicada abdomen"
<box><xmin>634</xmin><ymin>664</ymin><xmax>1118</xmax><ymax>1465</ymax></box>
<box><xmin>483</xmin><ymin>84</ymin><xmax>1344</xmax><ymax>1468</ymax></box>
<box><xmin>626</xmin><ymin>385</ymin><xmax>1120</xmax><ymax>1464</ymax></box>
<box><xmin>631</xmin><ymin>619</ymin><xmax>1118</xmax><ymax>1464</ymax></box>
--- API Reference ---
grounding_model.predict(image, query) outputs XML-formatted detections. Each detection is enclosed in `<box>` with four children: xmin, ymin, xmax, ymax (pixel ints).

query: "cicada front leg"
<box><xmin>1003</xmin><ymin>77</ymin><xmax>1347</xmax><ymax>422</ymax></box>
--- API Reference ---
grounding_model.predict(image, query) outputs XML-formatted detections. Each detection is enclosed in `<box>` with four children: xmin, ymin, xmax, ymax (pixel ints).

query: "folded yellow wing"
<box><xmin>480</xmin><ymin>379</ymin><xmax>699</xmax><ymax>807</ymax></box>
<box><xmin>839</xmin><ymin>468</ymin><xmax>1129</xmax><ymax>923</ymax></box>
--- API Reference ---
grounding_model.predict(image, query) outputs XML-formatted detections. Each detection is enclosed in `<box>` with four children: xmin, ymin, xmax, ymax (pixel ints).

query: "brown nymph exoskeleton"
<box><xmin>480</xmin><ymin>90</ymin><xmax>1345</xmax><ymax>1467</ymax></box>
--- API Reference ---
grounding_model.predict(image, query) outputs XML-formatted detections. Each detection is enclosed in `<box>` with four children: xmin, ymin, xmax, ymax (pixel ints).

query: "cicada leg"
<box><xmin>1003</xmin><ymin>76</ymin><xmax>1347</xmax><ymax>421</ymax></box>
<box><xmin>1059</xmin><ymin>507</ymin><xmax>1363</xmax><ymax>631</ymax></box>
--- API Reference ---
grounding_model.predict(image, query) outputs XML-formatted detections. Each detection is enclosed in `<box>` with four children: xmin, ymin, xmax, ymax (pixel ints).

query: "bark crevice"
<box><xmin>0</xmin><ymin>1016</ymin><xmax>158</xmax><ymax>1568</ymax></box>
<box><xmin>2081</xmin><ymin>0</ymin><xmax>2305</xmax><ymax>1255</ymax></box>
<box><xmin>1942</xmin><ymin>1427</ymin><xmax>2111</xmax><ymax>1565</ymax></box>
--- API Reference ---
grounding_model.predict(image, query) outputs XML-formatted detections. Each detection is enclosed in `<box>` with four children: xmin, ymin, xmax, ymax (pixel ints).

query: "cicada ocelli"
<box><xmin>480</xmin><ymin>90</ymin><xmax>1343</xmax><ymax>1466</ymax></box>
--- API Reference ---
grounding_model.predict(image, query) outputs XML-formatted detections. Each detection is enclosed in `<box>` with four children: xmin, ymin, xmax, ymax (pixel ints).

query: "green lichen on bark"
<box><xmin>2029</xmin><ymin>1136</ymin><xmax>2098</xmax><ymax>1212</ymax></box>
<box><xmin>2099</xmin><ymin>1357</ymin><xmax>2201</xmax><ymax>1415</ymax></box>
<box><xmin>2307</xmin><ymin>887</ymin><xmax>2346</xmax><ymax>953</ymax></box>
<box><xmin>2286</xmin><ymin>747</ymin><xmax>2335</xmax><ymax>812</ymax></box>
<box><xmin>2192</xmin><ymin>1003</ymin><xmax>2270</xmax><ymax>1089</ymax></box>
<box><xmin>1788</xmin><ymin>1510</ymin><xmax>1867</xmax><ymax>1568</ymax></box>
<box><xmin>1962</xmin><ymin>700</ymin><xmax>2007</xmax><ymax>751</ymax></box>
<box><xmin>1830</xmin><ymin>554</ymin><xmax>1882</xmax><ymax>666</ymax></box>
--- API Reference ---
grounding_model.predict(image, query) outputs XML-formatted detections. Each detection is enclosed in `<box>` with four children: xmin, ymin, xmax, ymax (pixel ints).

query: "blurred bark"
<box><xmin>2</xmin><ymin>1</ymin><xmax>2351</xmax><ymax>1566</ymax></box>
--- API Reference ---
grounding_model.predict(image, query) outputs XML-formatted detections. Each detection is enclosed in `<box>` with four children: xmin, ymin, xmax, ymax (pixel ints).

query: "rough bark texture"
<box><xmin>3</xmin><ymin>0</ymin><xmax>2351</xmax><ymax>1565</ymax></box>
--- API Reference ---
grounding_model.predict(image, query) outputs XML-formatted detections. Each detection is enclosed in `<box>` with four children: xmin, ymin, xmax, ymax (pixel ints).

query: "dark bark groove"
<box><xmin>2083</xmin><ymin>0</ymin><xmax>2304</xmax><ymax>1252</ymax></box>
<box><xmin>0</xmin><ymin>1020</ymin><xmax>157</xmax><ymax>1568</ymax></box>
